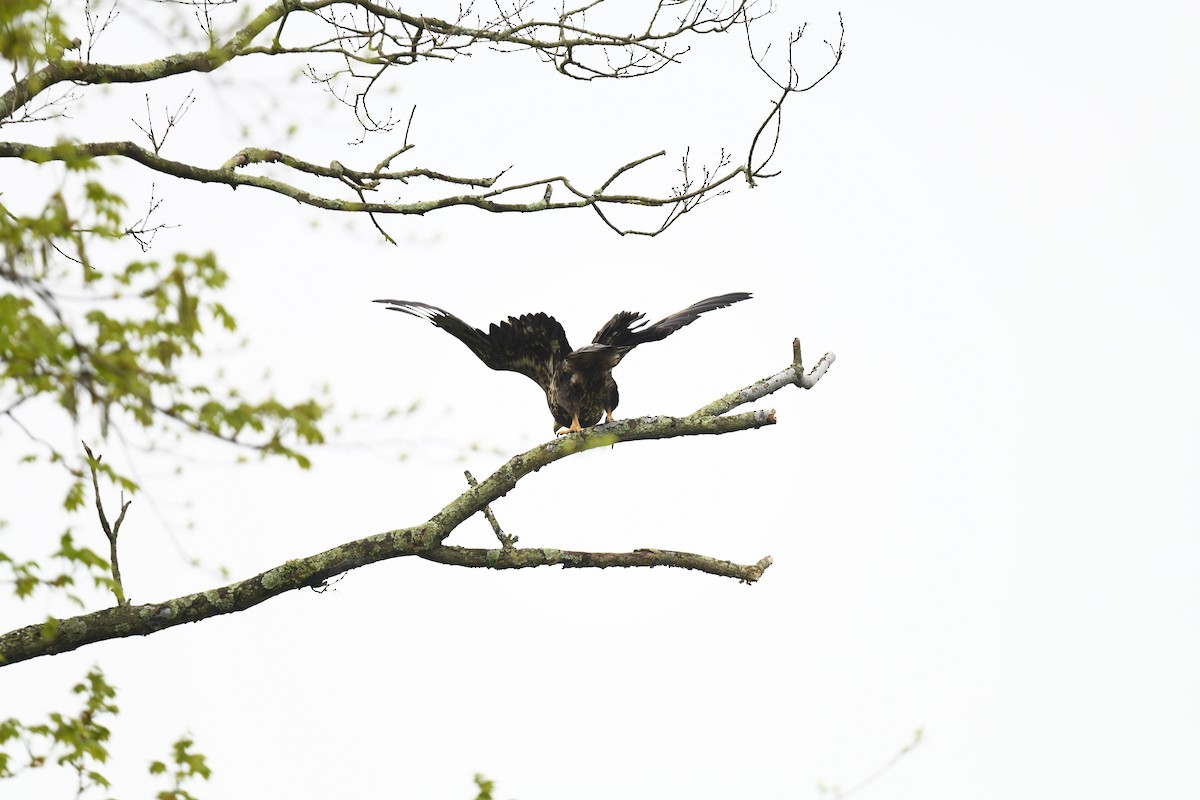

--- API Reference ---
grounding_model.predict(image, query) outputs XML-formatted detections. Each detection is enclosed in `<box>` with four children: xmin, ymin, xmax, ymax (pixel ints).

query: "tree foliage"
<box><xmin>1</xmin><ymin>666</ymin><xmax>212</xmax><ymax>798</ymax></box>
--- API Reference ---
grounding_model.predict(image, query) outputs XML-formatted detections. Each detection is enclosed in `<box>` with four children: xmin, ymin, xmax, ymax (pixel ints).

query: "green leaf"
<box><xmin>473</xmin><ymin>773</ymin><xmax>499</xmax><ymax>800</ymax></box>
<box><xmin>63</xmin><ymin>480</ymin><xmax>86</xmax><ymax>511</ymax></box>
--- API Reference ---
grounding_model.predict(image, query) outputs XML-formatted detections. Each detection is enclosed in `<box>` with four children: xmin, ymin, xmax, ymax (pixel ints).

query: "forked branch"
<box><xmin>0</xmin><ymin>338</ymin><xmax>834</xmax><ymax>667</ymax></box>
<box><xmin>82</xmin><ymin>442</ymin><xmax>131</xmax><ymax>607</ymax></box>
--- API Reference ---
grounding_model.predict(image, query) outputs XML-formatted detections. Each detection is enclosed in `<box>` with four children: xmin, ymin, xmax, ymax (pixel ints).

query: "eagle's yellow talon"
<box><xmin>556</xmin><ymin>415</ymin><xmax>583</xmax><ymax>435</ymax></box>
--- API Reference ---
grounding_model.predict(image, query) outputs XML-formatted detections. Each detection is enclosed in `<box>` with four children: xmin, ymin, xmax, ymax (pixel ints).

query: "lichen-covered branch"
<box><xmin>0</xmin><ymin>340</ymin><xmax>834</xmax><ymax>667</ymax></box>
<box><xmin>692</xmin><ymin>338</ymin><xmax>837</xmax><ymax>417</ymax></box>
<box><xmin>421</xmin><ymin>545</ymin><xmax>774</xmax><ymax>582</ymax></box>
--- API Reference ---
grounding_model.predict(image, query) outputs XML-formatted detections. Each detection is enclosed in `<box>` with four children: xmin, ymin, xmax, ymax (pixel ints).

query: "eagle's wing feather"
<box><xmin>374</xmin><ymin>300</ymin><xmax>571</xmax><ymax>392</ymax></box>
<box><xmin>559</xmin><ymin>343</ymin><xmax>624</xmax><ymax>376</ymax></box>
<box><xmin>589</xmin><ymin>292</ymin><xmax>752</xmax><ymax>354</ymax></box>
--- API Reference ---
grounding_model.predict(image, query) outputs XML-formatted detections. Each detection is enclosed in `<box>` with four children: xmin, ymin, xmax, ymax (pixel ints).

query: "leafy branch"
<box><xmin>1</xmin><ymin>183</ymin><xmax>328</xmax><ymax>501</ymax></box>
<box><xmin>0</xmin><ymin>667</ymin><xmax>118</xmax><ymax>793</ymax></box>
<box><xmin>0</xmin><ymin>666</ymin><xmax>213</xmax><ymax>798</ymax></box>
<box><xmin>0</xmin><ymin>339</ymin><xmax>835</xmax><ymax>667</ymax></box>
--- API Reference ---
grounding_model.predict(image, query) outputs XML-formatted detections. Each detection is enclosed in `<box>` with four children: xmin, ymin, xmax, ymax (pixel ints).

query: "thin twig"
<box><xmin>824</xmin><ymin>729</ymin><xmax>924</xmax><ymax>799</ymax></box>
<box><xmin>465</xmin><ymin>469</ymin><xmax>516</xmax><ymax>548</ymax></box>
<box><xmin>82</xmin><ymin>442</ymin><xmax>131</xmax><ymax>606</ymax></box>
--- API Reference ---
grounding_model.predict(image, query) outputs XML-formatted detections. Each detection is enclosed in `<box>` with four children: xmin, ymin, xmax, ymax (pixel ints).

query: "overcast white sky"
<box><xmin>2</xmin><ymin>1</ymin><xmax>1198</xmax><ymax>798</ymax></box>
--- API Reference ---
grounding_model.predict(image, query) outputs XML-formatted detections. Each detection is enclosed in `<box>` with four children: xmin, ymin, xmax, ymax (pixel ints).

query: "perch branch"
<box><xmin>0</xmin><ymin>340</ymin><xmax>833</xmax><ymax>667</ymax></box>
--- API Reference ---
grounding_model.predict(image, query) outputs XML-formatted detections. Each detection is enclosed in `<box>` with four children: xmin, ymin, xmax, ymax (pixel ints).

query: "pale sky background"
<box><xmin>2</xmin><ymin>1</ymin><xmax>1198</xmax><ymax>798</ymax></box>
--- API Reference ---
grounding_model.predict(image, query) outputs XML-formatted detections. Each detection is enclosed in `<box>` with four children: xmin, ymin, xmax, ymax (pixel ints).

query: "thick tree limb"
<box><xmin>0</xmin><ymin>341</ymin><xmax>833</xmax><ymax>667</ymax></box>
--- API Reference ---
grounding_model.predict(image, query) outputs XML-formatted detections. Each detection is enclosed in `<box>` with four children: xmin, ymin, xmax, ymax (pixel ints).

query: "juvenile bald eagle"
<box><xmin>374</xmin><ymin>292</ymin><xmax>751</xmax><ymax>434</ymax></box>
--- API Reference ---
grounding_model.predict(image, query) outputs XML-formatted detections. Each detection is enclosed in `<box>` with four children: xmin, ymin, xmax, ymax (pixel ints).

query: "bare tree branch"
<box><xmin>0</xmin><ymin>339</ymin><xmax>834</xmax><ymax>667</ymax></box>
<box><xmin>0</xmin><ymin>122</ymin><xmax>797</xmax><ymax>227</ymax></box>
<box><xmin>0</xmin><ymin>1</ymin><xmax>844</xmax><ymax>238</ymax></box>
<box><xmin>0</xmin><ymin>0</ymin><xmax>781</xmax><ymax>124</ymax></box>
<box><xmin>420</xmin><ymin>544</ymin><xmax>774</xmax><ymax>581</ymax></box>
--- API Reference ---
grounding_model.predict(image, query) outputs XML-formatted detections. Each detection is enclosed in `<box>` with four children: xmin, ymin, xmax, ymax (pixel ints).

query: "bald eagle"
<box><xmin>374</xmin><ymin>293</ymin><xmax>751</xmax><ymax>434</ymax></box>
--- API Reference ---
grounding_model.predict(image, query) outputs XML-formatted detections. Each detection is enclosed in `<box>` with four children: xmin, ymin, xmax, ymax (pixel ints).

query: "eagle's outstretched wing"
<box><xmin>561</xmin><ymin>292</ymin><xmax>751</xmax><ymax>375</ymax></box>
<box><xmin>589</xmin><ymin>291</ymin><xmax>752</xmax><ymax>350</ymax></box>
<box><xmin>373</xmin><ymin>299</ymin><xmax>571</xmax><ymax>392</ymax></box>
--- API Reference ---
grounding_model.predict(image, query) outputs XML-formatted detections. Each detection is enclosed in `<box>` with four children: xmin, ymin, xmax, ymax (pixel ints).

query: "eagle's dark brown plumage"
<box><xmin>374</xmin><ymin>293</ymin><xmax>752</xmax><ymax>433</ymax></box>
